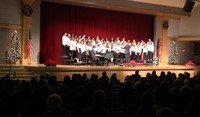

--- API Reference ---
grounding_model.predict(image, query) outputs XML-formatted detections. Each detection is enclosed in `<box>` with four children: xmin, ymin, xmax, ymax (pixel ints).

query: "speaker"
<box><xmin>183</xmin><ymin>0</ymin><xmax>195</xmax><ymax>12</ymax></box>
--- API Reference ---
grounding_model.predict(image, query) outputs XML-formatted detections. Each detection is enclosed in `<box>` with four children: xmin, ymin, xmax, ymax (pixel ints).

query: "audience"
<box><xmin>0</xmin><ymin>70</ymin><xmax>200</xmax><ymax>117</ymax></box>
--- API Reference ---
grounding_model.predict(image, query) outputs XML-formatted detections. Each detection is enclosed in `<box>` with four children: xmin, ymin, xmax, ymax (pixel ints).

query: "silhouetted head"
<box><xmin>92</xmin><ymin>90</ymin><xmax>106</xmax><ymax>106</ymax></box>
<box><xmin>112</xmin><ymin>111</ymin><xmax>127</xmax><ymax>117</ymax></box>
<box><xmin>156</xmin><ymin>107</ymin><xmax>176</xmax><ymax>117</ymax></box>
<box><xmin>63</xmin><ymin>75</ymin><xmax>70</xmax><ymax>85</ymax></box>
<box><xmin>102</xmin><ymin>71</ymin><xmax>107</xmax><ymax>77</ymax></box>
<box><xmin>135</xmin><ymin>70</ymin><xmax>139</xmax><ymax>75</ymax></box>
<box><xmin>141</xmin><ymin>91</ymin><xmax>154</xmax><ymax>107</ymax></box>
<box><xmin>125</xmin><ymin>104</ymin><xmax>138</xmax><ymax>116</ymax></box>
<box><xmin>47</xmin><ymin>94</ymin><xmax>62</xmax><ymax>110</ymax></box>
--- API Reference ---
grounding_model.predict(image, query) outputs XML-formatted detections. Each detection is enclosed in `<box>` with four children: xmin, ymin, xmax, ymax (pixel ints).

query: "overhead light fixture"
<box><xmin>183</xmin><ymin>0</ymin><xmax>195</xmax><ymax>12</ymax></box>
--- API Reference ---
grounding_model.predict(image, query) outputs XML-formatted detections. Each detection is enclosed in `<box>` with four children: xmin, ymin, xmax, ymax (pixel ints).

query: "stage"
<box><xmin>21</xmin><ymin>63</ymin><xmax>197</xmax><ymax>82</ymax></box>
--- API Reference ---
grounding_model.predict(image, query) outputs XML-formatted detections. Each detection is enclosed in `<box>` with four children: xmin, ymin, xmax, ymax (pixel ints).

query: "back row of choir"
<box><xmin>62</xmin><ymin>33</ymin><xmax>154</xmax><ymax>64</ymax></box>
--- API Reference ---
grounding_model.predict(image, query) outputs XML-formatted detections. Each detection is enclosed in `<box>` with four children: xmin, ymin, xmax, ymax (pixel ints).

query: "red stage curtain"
<box><xmin>40</xmin><ymin>1</ymin><xmax>154</xmax><ymax>63</ymax></box>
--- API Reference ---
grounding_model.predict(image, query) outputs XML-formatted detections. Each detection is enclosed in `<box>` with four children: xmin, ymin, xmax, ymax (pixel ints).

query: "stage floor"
<box><xmin>23</xmin><ymin>64</ymin><xmax>196</xmax><ymax>82</ymax></box>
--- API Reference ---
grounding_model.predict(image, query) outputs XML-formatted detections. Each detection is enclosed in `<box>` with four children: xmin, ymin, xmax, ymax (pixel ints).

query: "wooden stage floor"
<box><xmin>23</xmin><ymin>64</ymin><xmax>196</xmax><ymax>82</ymax></box>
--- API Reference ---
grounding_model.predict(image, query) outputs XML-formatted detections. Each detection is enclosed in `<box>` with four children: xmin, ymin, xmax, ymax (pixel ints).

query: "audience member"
<box><xmin>42</xmin><ymin>94</ymin><xmax>71</xmax><ymax>117</ymax></box>
<box><xmin>156</xmin><ymin>107</ymin><xmax>176</xmax><ymax>117</ymax></box>
<box><xmin>80</xmin><ymin>90</ymin><xmax>111</xmax><ymax>117</ymax></box>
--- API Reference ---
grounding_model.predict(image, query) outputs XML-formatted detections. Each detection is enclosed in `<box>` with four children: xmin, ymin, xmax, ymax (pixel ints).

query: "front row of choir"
<box><xmin>62</xmin><ymin>33</ymin><xmax>155</xmax><ymax>64</ymax></box>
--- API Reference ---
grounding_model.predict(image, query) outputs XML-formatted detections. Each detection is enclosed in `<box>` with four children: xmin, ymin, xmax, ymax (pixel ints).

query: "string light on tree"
<box><xmin>8</xmin><ymin>30</ymin><xmax>22</xmax><ymax>63</ymax></box>
<box><xmin>168</xmin><ymin>41</ymin><xmax>178</xmax><ymax>64</ymax></box>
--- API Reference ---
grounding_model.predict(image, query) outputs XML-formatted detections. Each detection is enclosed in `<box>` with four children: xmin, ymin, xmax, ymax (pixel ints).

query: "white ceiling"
<box><xmin>44</xmin><ymin>0</ymin><xmax>199</xmax><ymax>17</ymax></box>
<box><xmin>59</xmin><ymin>0</ymin><xmax>190</xmax><ymax>8</ymax></box>
<box><xmin>132</xmin><ymin>0</ymin><xmax>186</xmax><ymax>8</ymax></box>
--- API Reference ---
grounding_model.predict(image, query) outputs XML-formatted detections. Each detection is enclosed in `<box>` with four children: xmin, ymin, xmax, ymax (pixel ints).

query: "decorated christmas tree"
<box><xmin>15</xmin><ymin>32</ymin><xmax>22</xmax><ymax>62</ymax></box>
<box><xmin>8</xmin><ymin>30</ymin><xmax>22</xmax><ymax>63</ymax></box>
<box><xmin>168</xmin><ymin>41</ymin><xmax>178</xmax><ymax>64</ymax></box>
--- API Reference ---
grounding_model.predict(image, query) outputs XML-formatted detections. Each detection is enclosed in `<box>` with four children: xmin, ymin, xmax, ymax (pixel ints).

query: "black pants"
<box><xmin>143</xmin><ymin>53</ymin><xmax>147</xmax><ymax>61</ymax></box>
<box><xmin>70</xmin><ymin>50</ymin><xmax>76</xmax><ymax>59</ymax></box>
<box><xmin>113</xmin><ymin>52</ymin><xmax>119</xmax><ymax>63</ymax></box>
<box><xmin>77</xmin><ymin>52</ymin><xmax>82</xmax><ymax>61</ymax></box>
<box><xmin>119</xmin><ymin>53</ymin><xmax>125</xmax><ymax>63</ymax></box>
<box><xmin>64</xmin><ymin>45</ymin><xmax>69</xmax><ymax>56</ymax></box>
<box><xmin>136</xmin><ymin>53</ymin><xmax>140</xmax><ymax>61</ymax></box>
<box><xmin>148</xmin><ymin>51</ymin><xmax>153</xmax><ymax>60</ymax></box>
<box><xmin>131</xmin><ymin>52</ymin><xmax>136</xmax><ymax>60</ymax></box>
<box><xmin>125</xmin><ymin>53</ymin><xmax>130</xmax><ymax>62</ymax></box>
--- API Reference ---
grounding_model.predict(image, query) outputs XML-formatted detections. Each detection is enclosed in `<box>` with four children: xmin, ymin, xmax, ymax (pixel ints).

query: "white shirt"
<box><xmin>96</xmin><ymin>46</ymin><xmax>102</xmax><ymax>53</ymax></box>
<box><xmin>119</xmin><ymin>45</ymin><xmax>125</xmax><ymax>54</ymax></box>
<box><xmin>147</xmin><ymin>41</ymin><xmax>154</xmax><ymax>52</ymax></box>
<box><xmin>115</xmin><ymin>45</ymin><xmax>121</xmax><ymax>53</ymax></box>
<box><xmin>143</xmin><ymin>47</ymin><xmax>148</xmax><ymax>53</ymax></box>
<box><xmin>86</xmin><ymin>45</ymin><xmax>92</xmax><ymax>51</ymax></box>
<box><xmin>130</xmin><ymin>46</ymin><xmax>136</xmax><ymax>52</ymax></box>
<box><xmin>70</xmin><ymin>40</ymin><xmax>76</xmax><ymax>51</ymax></box>
<box><xmin>106</xmin><ymin>44</ymin><xmax>112</xmax><ymax>52</ymax></box>
<box><xmin>112</xmin><ymin>45</ymin><xmax>117</xmax><ymax>52</ymax></box>
<box><xmin>93</xmin><ymin>47</ymin><xmax>97</xmax><ymax>53</ymax></box>
<box><xmin>62</xmin><ymin>36</ymin><xmax>71</xmax><ymax>46</ymax></box>
<box><xmin>81</xmin><ymin>44</ymin><xmax>86</xmax><ymax>54</ymax></box>
<box><xmin>135</xmin><ymin>46</ymin><xmax>142</xmax><ymax>54</ymax></box>
<box><xmin>101</xmin><ymin>45</ymin><xmax>107</xmax><ymax>54</ymax></box>
<box><xmin>76</xmin><ymin>43</ymin><xmax>82</xmax><ymax>53</ymax></box>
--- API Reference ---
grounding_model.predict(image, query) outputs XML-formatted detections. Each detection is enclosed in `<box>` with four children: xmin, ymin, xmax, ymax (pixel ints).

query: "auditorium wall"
<box><xmin>167</xmin><ymin>4</ymin><xmax>200</xmax><ymax>64</ymax></box>
<box><xmin>31</xmin><ymin>1</ymin><xmax>41</xmax><ymax>64</ymax></box>
<box><xmin>0</xmin><ymin>0</ymin><xmax>22</xmax><ymax>24</ymax></box>
<box><xmin>179</xmin><ymin>4</ymin><xmax>200</xmax><ymax>37</ymax></box>
<box><xmin>0</xmin><ymin>0</ymin><xmax>22</xmax><ymax>64</ymax></box>
<box><xmin>177</xmin><ymin>41</ymin><xmax>195</xmax><ymax>64</ymax></box>
<box><xmin>0</xmin><ymin>0</ymin><xmax>40</xmax><ymax>64</ymax></box>
<box><xmin>153</xmin><ymin>15</ymin><xmax>162</xmax><ymax>58</ymax></box>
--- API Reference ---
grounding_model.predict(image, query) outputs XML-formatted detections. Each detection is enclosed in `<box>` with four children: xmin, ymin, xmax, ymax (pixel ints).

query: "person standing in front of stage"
<box><xmin>143</xmin><ymin>43</ymin><xmax>148</xmax><ymax>63</ymax></box>
<box><xmin>135</xmin><ymin>42</ymin><xmax>142</xmax><ymax>62</ymax></box>
<box><xmin>116</xmin><ymin>37</ymin><xmax>121</xmax><ymax>44</ymax></box>
<box><xmin>76</xmin><ymin>39</ymin><xmax>82</xmax><ymax>63</ymax></box>
<box><xmin>84</xmin><ymin>41</ymin><xmax>91</xmax><ymax>63</ymax></box>
<box><xmin>96</xmin><ymin>43</ymin><xmax>102</xmax><ymax>55</ymax></box>
<box><xmin>105</xmin><ymin>42</ymin><xmax>113</xmax><ymax>63</ymax></box>
<box><xmin>62</xmin><ymin>33</ymin><xmax>71</xmax><ymax>56</ymax></box>
<box><xmin>91</xmin><ymin>37</ymin><xmax>96</xmax><ymax>47</ymax></box>
<box><xmin>96</xmin><ymin>38</ymin><xmax>102</xmax><ymax>54</ymax></box>
<box><xmin>130</xmin><ymin>40</ymin><xmax>136</xmax><ymax>60</ymax></box>
<box><xmin>124</xmin><ymin>40</ymin><xmax>131</xmax><ymax>62</ymax></box>
<box><xmin>80</xmin><ymin>40</ymin><xmax>86</xmax><ymax>62</ymax></box>
<box><xmin>110</xmin><ymin>37</ymin><xmax>114</xmax><ymax>44</ymax></box>
<box><xmin>110</xmin><ymin>41</ymin><xmax>115</xmax><ymax>63</ymax></box>
<box><xmin>119</xmin><ymin>40</ymin><xmax>126</xmax><ymax>63</ymax></box>
<box><xmin>147</xmin><ymin>39</ymin><xmax>154</xmax><ymax>62</ymax></box>
<box><xmin>140</xmin><ymin>40</ymin><xmax>145</xmax><ymax>61</ymax></box>
<box><xmin>101</xmin><ymin>42</ymin><xmax>107</xmax><ymax>56</ymax></box>
<box><xmin>69</xmin><ymin>36</ymin><xmax>77</xmax><ymax>60</ymax></box>
<box><xmin>120</xmin><ymin>37</ymin><xmax>126</xmax><ymax>45</ymax></box>
<box><xmin>114</xmin><ymin>42</ymin><xmax>121</xmax><ymax>64</ymax></box>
